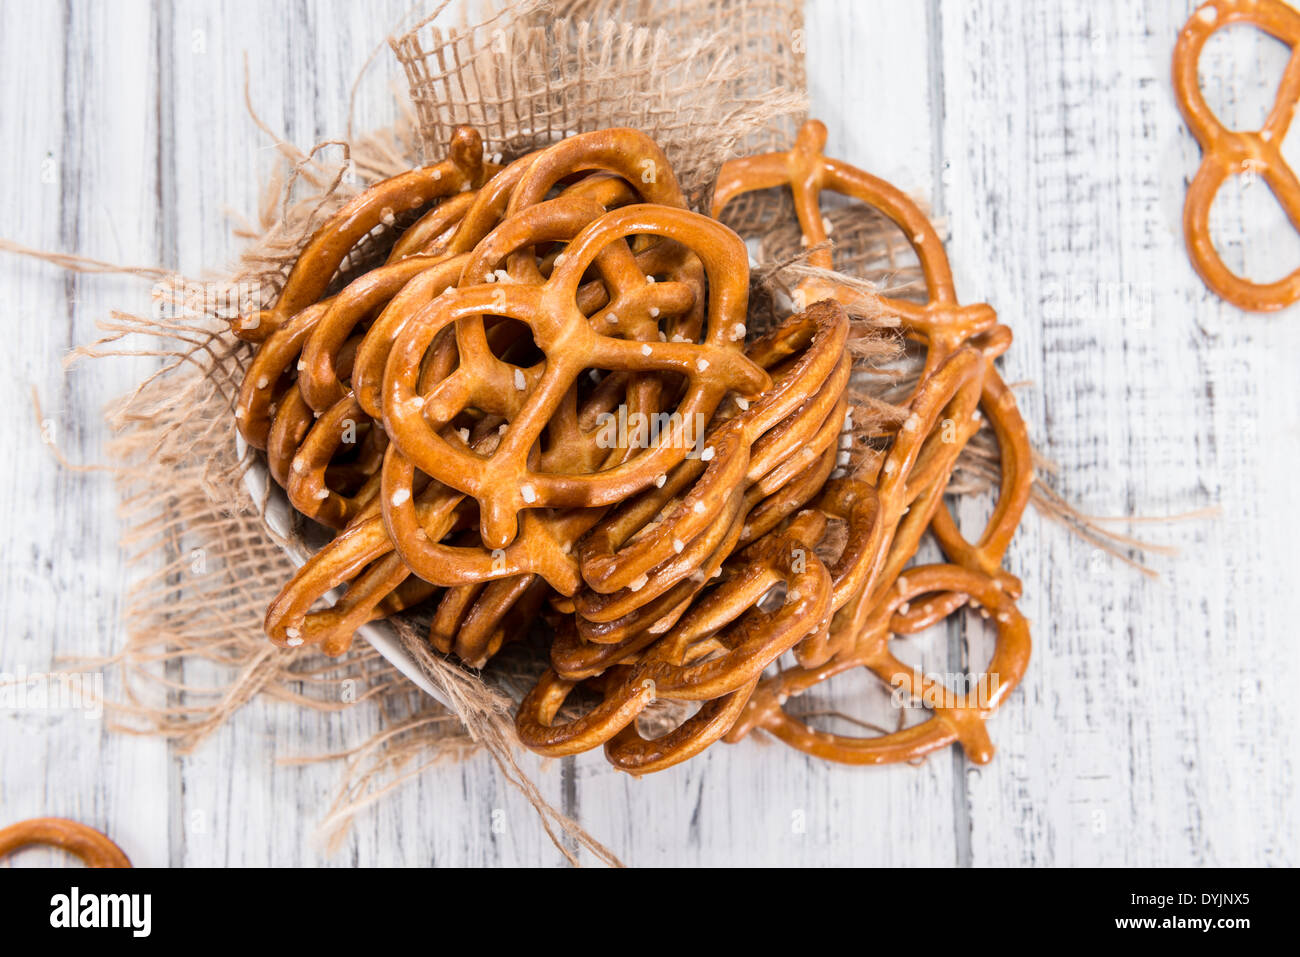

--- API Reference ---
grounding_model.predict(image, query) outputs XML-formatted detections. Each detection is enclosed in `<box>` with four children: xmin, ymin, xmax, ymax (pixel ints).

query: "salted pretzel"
<box><xmin>381</xmin><ymin>201</ymin><xmax>768</xmax><ymax>554</ymax></box>
<box><xmin>571</xmin><ymin>386</ymin><xmax>848</xmax><ymax>630</ymax></box>
<box><xmin>565</xmin><ymin>426</ymin><xmax>842</xmax><ymax>663</ymax></box>
<box><xmin>1173</xmin><ymin>0</ymin><xmax>1300</xmax><ymax>311</ymax></box>
<box><xmin>713</xmin><ymin>120</ymin><xmax>995</xmax><ymax>372</ymax></box>
<box><xmin>0</xmin><ymin>817</ymin><xmax>131</xmax><ymax>868</ymax></box>
<box><xmin>233</xmin><ymin>126</ymin><xmax>489</xmax><ymax>342</ymax></box>
<box><xmin>725</xmin><ymin>563</ymin><xmax>1030</xmax><ymax>766</ymax></box>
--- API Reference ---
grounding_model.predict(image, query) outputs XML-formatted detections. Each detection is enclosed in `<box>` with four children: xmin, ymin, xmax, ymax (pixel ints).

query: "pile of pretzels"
<box><xmin>234</xmin><ymin>120</ymin><xmax>1033</xmax><ymax>774</ymax></box>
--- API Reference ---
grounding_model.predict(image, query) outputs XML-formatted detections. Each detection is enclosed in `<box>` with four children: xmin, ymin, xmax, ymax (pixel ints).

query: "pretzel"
<box><xmin>1174</xmin><ymin>0</ymin><xmax>1300</xmax><ymax>311</ymax></box>
<box><xmin>264</xmin><ymin>487</ymin><xmax>459</xmax><ymax>655</ymax></box>
<box><xmin>0</xmin><ymin>817</ymin><xmax>131</xmax><ymax>867</ymax></box>
<box><xmin>571</xmin><ymin>385</ymin><xmax>848</xmax><ymax>629</ymax></box>
<box><xmin>713</xmin><ymin>120</ymin><xmax>996</xmax><ymax>374</ymax></box>
<box><xmin>565</xmin><ymin>431</ymin><xmax>841</xmax><ymax>661</ymax></box>
<box><xmin>725</xmin><ymin>563</ymin><xmax>1030</xmax><ymax>766</ymax></box>
<box><xmin>380</xmin><ymin>201</ymin><xmax>768</xmax><ymax>553</ymax></box>
<box><xmin>233</xmin><ymin>126</ymin><xmax>488</xmax><ymax>342</ymax></box>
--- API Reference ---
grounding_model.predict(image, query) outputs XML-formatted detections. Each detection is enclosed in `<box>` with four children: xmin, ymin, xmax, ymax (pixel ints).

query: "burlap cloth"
<box><xmin>10</xmin><ymin>0</ymin><xmax>1173</xmax><ymax>865</ymax></box>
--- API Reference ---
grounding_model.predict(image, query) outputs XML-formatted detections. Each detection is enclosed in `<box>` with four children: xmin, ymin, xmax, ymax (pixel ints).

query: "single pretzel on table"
<box><xmin>0</xmin><ymin>817</ymin><xmax>131</xmax><ymax>868</ymax></box>
<box><xmin>1173</xmin><ymin>0</ymin><xmax>1300</xmax><ymax>311</ymax></box>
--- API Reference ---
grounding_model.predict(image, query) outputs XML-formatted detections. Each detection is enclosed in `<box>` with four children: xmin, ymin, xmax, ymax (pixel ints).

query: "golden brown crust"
<box><xmin>1173</xmin><ymin>0</ymin><xmax>1300</xmax><ymax>311</ymax></box>
<box><xmin>0</xmin><ymin>818</ymin><xmax>131</xmax><ymax>868</ymax></box>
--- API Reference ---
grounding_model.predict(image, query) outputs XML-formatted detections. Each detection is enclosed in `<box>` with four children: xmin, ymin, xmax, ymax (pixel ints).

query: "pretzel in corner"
<box><xmin>0</xmin><ymin>817</ymin><xmax>131</xmax><ymax>867</ymax></box>
<box><xmin>1173</xmin><ymin>0</ymin><xmax>1300</xmax><ymax>311</ymax></box>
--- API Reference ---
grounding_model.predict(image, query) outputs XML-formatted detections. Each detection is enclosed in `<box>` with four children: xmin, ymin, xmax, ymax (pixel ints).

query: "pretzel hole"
<box><xmin>1207</xmin><ymin>171</ymin><xmax>1300</xmax><ymax>284</ymax></box>
<box><xmin>763</xmin><ymin>203</ymin><xmax>926</xmax><ymax>301</ymax></box>
<box><xmin>890</xmin><ymin>599</ymin><xmax>1000</xmax><ymax>703</ymax></box>
<box><xmin>487</xmin><ymin>318</ymin><xmax>543</xmax><ymax>367</ymax></box>
<box><xmin>756</xmin><ymin>581</ymin><xmax>788</xmax><ymax>614</ymax></box>
<box><xmin>634</xmin><ymin>697</ymin><xmax>700</xmax><ymax>739</ymax></box>
<box><xmin>776</xmin><ymin>655</ymin><xmax>917</xmax><ymax>738</ymax></box>
<box><xmin>1196</xmin><ymin>25</ymin><xmax>1291</xmax><ymax>132</ymax></box>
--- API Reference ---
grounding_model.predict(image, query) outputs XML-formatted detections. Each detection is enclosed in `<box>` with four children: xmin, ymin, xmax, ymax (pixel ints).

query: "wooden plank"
<box><xmin>939</xmin><ymin>0</ymin><xmax>1299</xmax><ymax>866</ymax></box>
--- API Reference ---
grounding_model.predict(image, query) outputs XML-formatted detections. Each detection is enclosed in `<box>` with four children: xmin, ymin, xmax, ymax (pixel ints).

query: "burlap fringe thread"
<box><xmin>3</xmin><ymin>0</ymin><xmax>1190</xmax><ymax>866</ymax></box>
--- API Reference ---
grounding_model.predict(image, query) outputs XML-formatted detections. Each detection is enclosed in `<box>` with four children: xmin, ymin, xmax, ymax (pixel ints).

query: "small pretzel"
<box><xmin>381</xmin><ymin>201</ymin><xmax>768</xmax><ymax>551</ymax></box>
<box><xmin>725</xmin><ymin>564</ymin><xmax>1030</xmax><ymax>766</ymax></box>
<box><xmin>714</xmin><ymin>120</ymin><xmax>997</xmax><ymax>373</ymax></box>
<box><xmin>0</xmin><ymin>817</ymin><xmax>131</xmax><ymax>868</ymax></box>
<box><xmin>1174</xmin><ymin>0</ymin><xmax>1300</xmax><ymax>311</ymax></box>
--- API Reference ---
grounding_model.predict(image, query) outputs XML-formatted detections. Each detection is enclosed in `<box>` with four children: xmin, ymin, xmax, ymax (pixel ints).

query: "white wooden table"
<box><xmin>1</xmin><ymin>0</ymin><xmax>1296</xmax><ymax>867</ymax></box>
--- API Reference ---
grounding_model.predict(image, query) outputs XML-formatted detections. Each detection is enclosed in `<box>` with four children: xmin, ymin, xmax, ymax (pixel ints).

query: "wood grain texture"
<box><xmin>0</xmin><ymin>0</ymin><xmax>1295</xmax><ymax>867</ymax></box>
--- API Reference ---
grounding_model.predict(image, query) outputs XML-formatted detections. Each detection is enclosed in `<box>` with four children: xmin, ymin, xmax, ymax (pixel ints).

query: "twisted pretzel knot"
<box><xmin>1173</xmin><ymin>0</ymin><xmax>1300</xmax><ymax>311</ymax></box>
<box><xmin>0</xmin><ymin>817</ymin><xmax>131</xmax><ymax>868</ymax></box>
<box><xmin>380</xmin><ymin>201</ymin><xmax>767</xmax><ymax>552</ymax></box>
